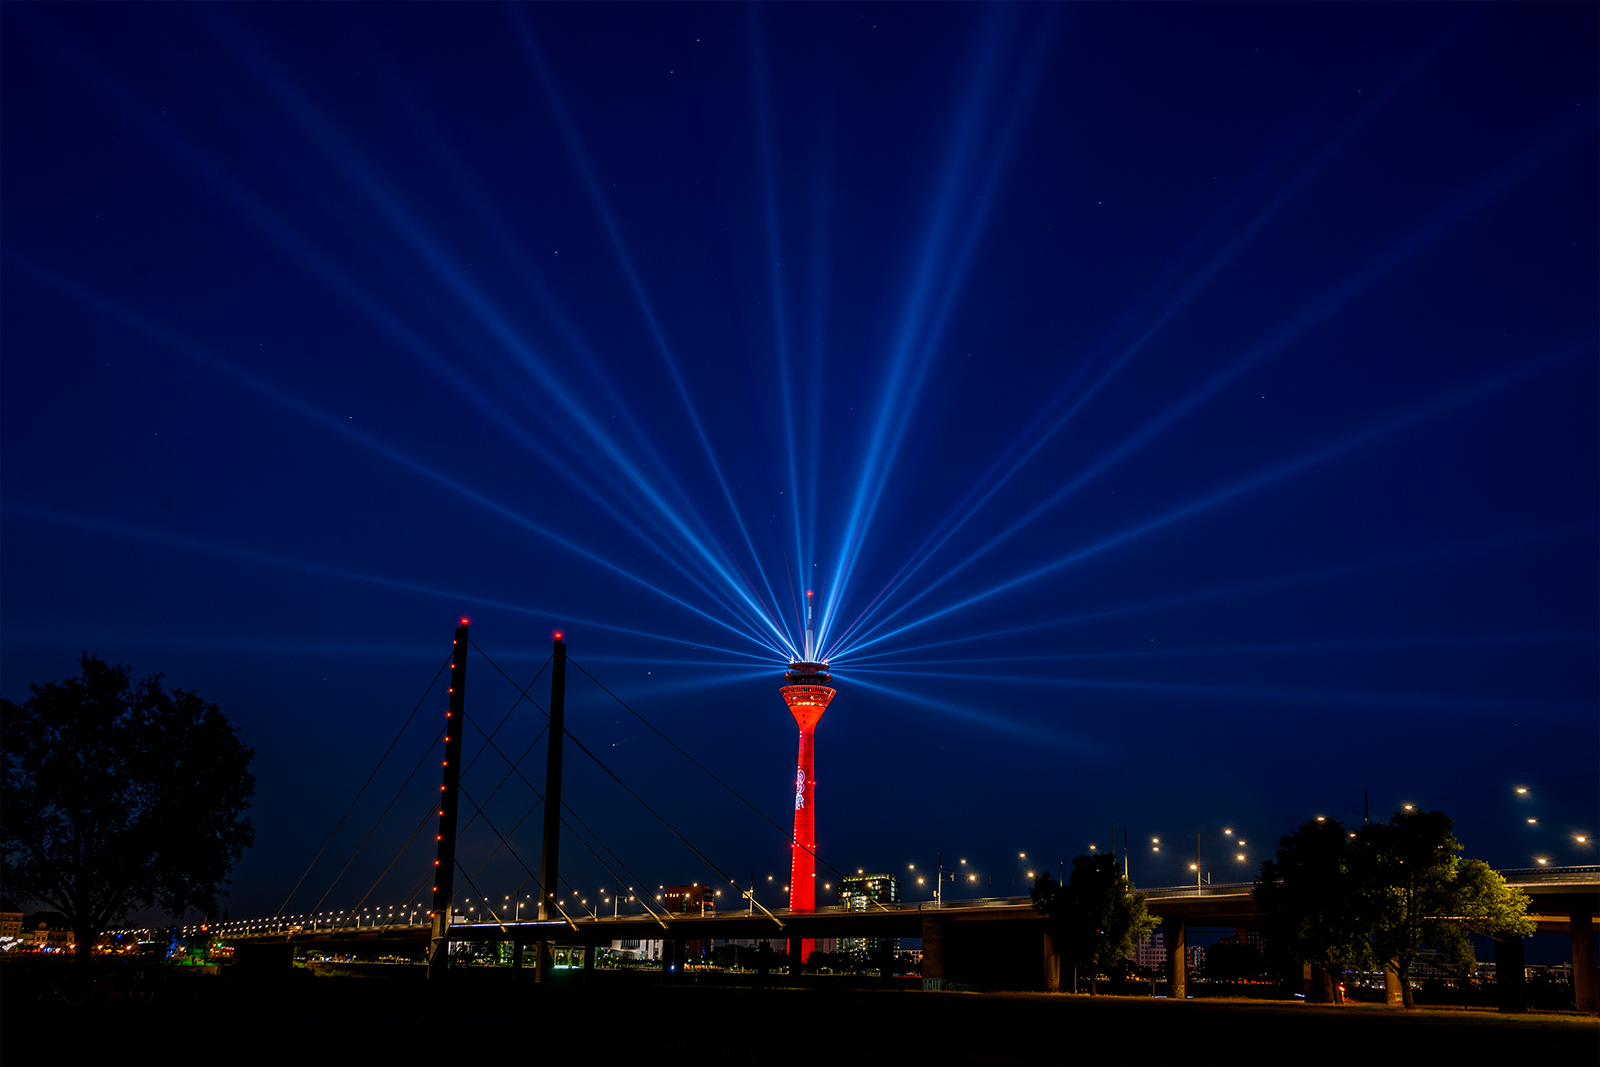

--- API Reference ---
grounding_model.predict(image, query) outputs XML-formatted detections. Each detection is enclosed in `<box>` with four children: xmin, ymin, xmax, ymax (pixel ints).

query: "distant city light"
<box><xmin>1516</xmin><ymin>787</ymin><xmax>1528</xmax><ymax>795</ymax></box>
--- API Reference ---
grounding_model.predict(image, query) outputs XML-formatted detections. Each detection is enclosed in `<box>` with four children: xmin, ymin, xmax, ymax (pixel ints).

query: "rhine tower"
<box><xmin>780</xmin><ymin>590</ymin><xmax>835</xmax><ymax>963</ymax></box>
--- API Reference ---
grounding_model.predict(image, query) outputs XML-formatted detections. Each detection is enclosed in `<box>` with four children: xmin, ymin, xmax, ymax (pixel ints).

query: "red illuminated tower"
<box><xmin>781</xmin><ymin>591</ymin><xmax>834</xmax><ymax>963</ymax></box>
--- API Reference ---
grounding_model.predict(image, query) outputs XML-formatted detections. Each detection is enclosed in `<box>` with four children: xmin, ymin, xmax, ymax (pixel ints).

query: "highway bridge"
<box><xmin>217</xmin><ymin>865</ymin><xmax>1597</xmax><ymax>1005</ymax></box>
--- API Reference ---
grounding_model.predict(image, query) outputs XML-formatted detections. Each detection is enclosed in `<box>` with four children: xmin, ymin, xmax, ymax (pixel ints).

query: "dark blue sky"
<box><xmin>3</xmin><ymin>3</ymin><xmax>1595</xmax><ymax>923</ymax></box>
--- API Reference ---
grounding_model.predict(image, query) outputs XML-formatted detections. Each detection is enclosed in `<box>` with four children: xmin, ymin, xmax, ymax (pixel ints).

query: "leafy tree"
<box><xmin>1032</xmin><ymin>854</ymin><xmax>1158</xmax><ymax>994</ymax></box>
<box><xmin>1253</xmin><ymin>816</ymin><xmax>1372</xmax><ymax>1004</ymax></box>
<box><xmin>1355</xmin><ymin>809</ymin><xmax>1534</xmax><ymax>1009</ymax></box>
<box><xmin>2</xmin><ymin>653</ymin><xmax>256</xmax><ymax>967</ymax></box>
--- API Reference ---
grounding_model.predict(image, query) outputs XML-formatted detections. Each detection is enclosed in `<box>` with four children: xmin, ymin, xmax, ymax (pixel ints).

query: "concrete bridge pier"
<box><xmin>1494</xmin><ymin>933</ymin><xmax>1526</xmax><ymax>1013</ymax></box>
<box><xmin>1042</xmin><ymin>931</ymin><xmax>1060</xmax><ymax>992</ymax></box>
<box><xmin>1165</xmin><ymin>918</ymin><xmax>1186</xmax><ymax>1000</ymax></box>
<box><xmin>787</xmin><ymin>933</ymin><xmax>803</xmax><ymax>977</ymax></box>
<box><xmin>922</xmin><ymin>915</ymin><xmax>951</xmax><ymax>988</ymax></box>
<box><xmin>660</xmin><ymin>939</ymin><xmax>683</xmax><ymax>980</ymax></box>
<box><xmin>1572</xmin><ymin>914</ymin><xmax>1596</xmax><ymax>1013</ymax></box>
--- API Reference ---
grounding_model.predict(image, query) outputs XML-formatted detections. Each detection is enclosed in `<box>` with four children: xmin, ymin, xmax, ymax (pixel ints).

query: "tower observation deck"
<box><xmin>780</xmin><ymin>591</ymin><xmax>835</xmax><ymax>963</ymax></box>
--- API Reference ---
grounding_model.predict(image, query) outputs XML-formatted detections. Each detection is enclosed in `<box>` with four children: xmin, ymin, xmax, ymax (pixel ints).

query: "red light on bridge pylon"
<box><xmin>460</xmin><ymin>617</ymin><xmax>469</xmax><ymax>625</ymax></box>
<box><xmin>554</xmin><ymin>631</ymin><xmax>564</xmax><ymax>640</ymax></box>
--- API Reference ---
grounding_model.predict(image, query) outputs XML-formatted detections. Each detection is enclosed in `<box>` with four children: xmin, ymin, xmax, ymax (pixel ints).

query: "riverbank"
<box><xmin>4</xmin><ymin>972</ymin><xmax>1594</xmax><ymax>1065</ymax></box>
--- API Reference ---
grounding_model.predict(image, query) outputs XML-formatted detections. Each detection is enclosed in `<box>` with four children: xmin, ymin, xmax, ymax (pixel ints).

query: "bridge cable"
<box><xmin>462</xmin><ymin>800</ymin><xmax>670</xmax><ymax>932</ymax></box>
<box><xmin>553</xmin><ymin>798</ymin><xmax>670</xmax><ymax>927</ymax></box>
<box><xmin>453</xmin><ymin>781</ymin><xmax>630</xmax><ymax>927</ymax></box>
<box><xmin>468</xmin><ymin>650</ymin><xmax>789</xmax><ymax>925</ymax></box>
<box><xmin>452</xmin><ymin>860</ymin><xmax>515</xmax><ymax>933</ymax></box>
<box><xmin>558</xmin><ymin>722</ymin><xmax>785</xmax><ymax>927</ymax></box>
<box><xmin>272</xmin><ymin>649</ymin><xmax>453</xmax><ymax>918</ymax></box>
<box><xmin>455</xmin><ymin>781</ymin><xmax>543</xmax><ymax>889</ymax></box>
<box><xmin>457</xmin><ymin>721</ymin><xmax>553</xmax><ymax>881</ymax></box>
<box><xmin>369</xmin><ymin>798</ymin><xmax>457</xmax><ymax>916</ymax></box>
<box><xmin>462</xmin><ymin>645</ymin><xmax>714</xmax><ymax>926</ymax></box>
<box><xmin>346</xmin><ymin>657</ymin><xmax>554</xmax><ymax>913</ymax></box>
<box><xmin>468</xmin><ymin>641</ymin><xmax>553</xmax><ymax>717</ymax></box>
<box><xmin>459</xmin><ymin>725</ymin><xmax>548</xmax><ymax>840</ymax></box>
<box><xmin>459</xmin><ymin>723</ymin><xmax>669</xmax><ymax>928</ymax></box>
<box><xmin>362</xmin><ymin>733</ymin><xmax>552</xmax><ymax>915</ymax></box>
<box><xmin>463</xmin><ymin>703</ymin><xmax>757</xmax><ymax>928</ymax></box>
<box><xmin>306</xmin><ymin>726</ymin><xmax>445</xmax><ymax>918</ymax></box>
<box><xmin>570</xmin><ymin>656</ymin><xmax>846</xmax><ymax>880</ymax></box>
<box><xmin>457</xmin><ymin>652</ymin><xmax>552</xmax><ymax>779</ymax></box>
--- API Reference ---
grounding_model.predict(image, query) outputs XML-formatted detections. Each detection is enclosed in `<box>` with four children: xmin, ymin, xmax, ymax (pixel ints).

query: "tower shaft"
<box><xmin>789</xmin><ymin>720</ymin><xmax>819</xmax><ymax>911</ymax></box>
<box><xmin>780</xmin><ymin>671</ymin><xmax>835</xmax><ymax>965</ymax></box>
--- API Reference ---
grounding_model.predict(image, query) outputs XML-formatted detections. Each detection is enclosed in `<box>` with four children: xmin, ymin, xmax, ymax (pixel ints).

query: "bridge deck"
<box><xmin>218</xmin><ymin>868</ymin><xmax>1597</xmax><ymax>945</ymax></box>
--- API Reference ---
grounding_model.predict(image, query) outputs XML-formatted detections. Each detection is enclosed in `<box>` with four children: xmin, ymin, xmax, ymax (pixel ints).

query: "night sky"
<box><xmin>3</xmin><ymin>3</ymin><xmax>1595</xmax><ymax>928</ymax></box>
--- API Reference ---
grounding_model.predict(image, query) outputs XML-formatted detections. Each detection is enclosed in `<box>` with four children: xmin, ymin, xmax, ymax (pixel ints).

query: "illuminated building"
<box><xmin>662</xmin><ymin>884</ymin><xmax>713</xmax><ymax>963</ymax></box>
<box><xmin>780</xmin><ymin>592</ymin><xmax>836</xmax><ymax>964</ymax></box>
<box><xmin>1128</xmin><ymin>929</ymin><xmax>1166</xmax><ymax>971</ymax></box>
<box><xmin>838</xmin><ymin>873</ymin><xmax>899</xmax><ymax>959</ymax></box>
<box><xmin>661</xmin><ymin>885</ymin><xmax>715</xmax><ymax>917</ymax></box>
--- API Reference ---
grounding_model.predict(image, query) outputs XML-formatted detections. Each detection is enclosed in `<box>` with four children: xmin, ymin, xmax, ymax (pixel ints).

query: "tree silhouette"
<box><xmin>1356</xmin><ymin>809</ymin><xmax>1533</xmax><ymax>1009</ymax></box>
<box><xmin>1253</xmin><ymin>816</ymin><xmax>1372</xmax><ymax>1004</ymax></box>
<box><xmin>2</xmin><ymin>653</ymin><xmax>256</xmax><ymax>966</ymax></box>
<box><xmin>1032</xmin><ymin>854</ymin><xmax>1157</xmax><ymax>994</ymax></box>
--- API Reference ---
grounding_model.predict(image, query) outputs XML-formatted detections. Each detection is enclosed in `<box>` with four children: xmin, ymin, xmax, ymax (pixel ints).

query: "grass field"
<box><xmin>5</xmin><ymin>971</ymin><xmax>1596</xmax><ymax>1065</ymax></box>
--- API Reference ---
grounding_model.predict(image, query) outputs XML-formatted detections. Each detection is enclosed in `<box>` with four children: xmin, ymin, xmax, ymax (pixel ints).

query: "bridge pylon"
<box><xmin>428</xmin><ymin>620</ymin><xmax>470</xmax><ymax>980</ymax></box>
<box><xmin>535</xmin><ymin>632</ymin><xmax>568</xmax><ymax>982</ymax></box>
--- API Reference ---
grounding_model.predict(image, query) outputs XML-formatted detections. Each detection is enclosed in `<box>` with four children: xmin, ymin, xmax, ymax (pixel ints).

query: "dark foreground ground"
<box><xmin>4</xmin><ymin>970</ymin><xmax>1595</xmax><ymax>1066</ymax></box>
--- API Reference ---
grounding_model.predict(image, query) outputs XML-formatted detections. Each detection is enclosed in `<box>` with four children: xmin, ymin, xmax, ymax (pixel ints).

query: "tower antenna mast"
<box><xmin>805</xmin><ymin>589</ymin><xmax>815</xmax><ymax>662</ymax></box>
